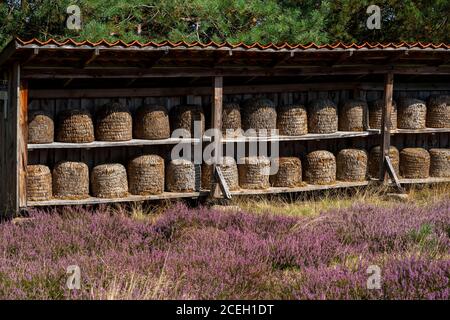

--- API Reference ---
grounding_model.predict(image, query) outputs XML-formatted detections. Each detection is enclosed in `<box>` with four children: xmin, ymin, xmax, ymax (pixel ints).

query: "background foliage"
<box><xmin>0</xmin><ymin>0</ymin><xmax>449</xmax><ymax>48</ymax></box>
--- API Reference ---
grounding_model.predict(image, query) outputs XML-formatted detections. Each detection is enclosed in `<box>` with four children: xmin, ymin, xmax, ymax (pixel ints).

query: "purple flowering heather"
<box><xmin>0</xmin><ymin>200</ymin><xmax>448</xmax><ymax>299</ymax></box>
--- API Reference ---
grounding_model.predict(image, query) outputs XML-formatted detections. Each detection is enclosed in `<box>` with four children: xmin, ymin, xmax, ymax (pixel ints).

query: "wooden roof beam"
<box><xmin>213</xmin><ymin>50</ymin><xmax>233</xmax><ymax>67</ymax></box>
<box><xmin>81</xmin><ymin>48</ymin><xmax>100</xmax><ymax>68</ymax></box>
<box><xmin>270</xmin><ymin>52</ymin><xmax>295</xmax><ymax>67</ymax></box>
<box><xmin>21</xmin><ymin>65</ymin><xmax>450</xmax><ymax>79</ymax></box>
<box><xmin>331</xmin><ymin>50</ymin><xmax>354</xmax><ymax>66</ymax></box>
<box><xmin>386</xmin><ymin>50</ymin><xmax>409</xmax><ymax>64</ymax></box>
<box><xmin>22</xmin><ymin>48</ymin><xmax>39</xmax><ymax>65</ymax></box>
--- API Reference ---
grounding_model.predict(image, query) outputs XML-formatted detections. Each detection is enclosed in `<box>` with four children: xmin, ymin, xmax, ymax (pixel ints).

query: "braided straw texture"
<box><xmin>91</xmin><ymin>164</ymin><xmax>128</xmax><ymax>198</ymax></box>
<box><xmin>134</xmin><ymin>105</ymin><xmax>170</xmax><ymax>139</ymax></box>
<box><xmin>27</xmin><ymin>165</ymin><xmax>52</xmax><ymax>201</ymax></box>
<box><xmin>308</xmin><ymin>99</ymin><xmax>338</xmax><ymax>133</ymax></box>
<box><xmin>400</xmin><ymin>148</ymin><xmax>430</xmax><ymax>179</ymax></box>
<box><xmin>128</xmin><ymin>155</ymin><xmax>165</xmax><ymax>195</ymax></box>
<box><xmin>52</xmin><ymin>161</ymin><xmax>89</xmax><ymax>199</ymax></box>
<box><xmin>305</xmin><ymin>150</ymin><xmax>336</xmax><ymax>185</ymax></box>
<box><xmin>337</xmin><ymin>149</ymin><xmax>368</xmax><ymax>182</ymax></box>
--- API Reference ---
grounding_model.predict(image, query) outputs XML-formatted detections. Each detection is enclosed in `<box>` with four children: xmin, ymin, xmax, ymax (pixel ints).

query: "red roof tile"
<box><xmin>15</xmin><ymin>38</ymin><xmax>450</xmax><ymax>50</ymax></box>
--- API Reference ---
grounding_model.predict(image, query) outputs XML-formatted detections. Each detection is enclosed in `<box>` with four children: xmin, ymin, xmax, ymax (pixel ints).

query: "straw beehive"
<box><xmin>429</xmin><ymin>148</ymin><xmax>450</xmax><ymax>177</ymax></box>
<box><xmin>336</xmin><ymin>149</ymin><xmax>368</xmax><ymax>182</ymax></box>
<box><xmin>426</xmin><ymin>95</ymin><xmax>450</xmax><ymax>128</ymax></box>
<box><xmin>238</xmin><ymin>156</ymin><xmax>271</xmax><ymax>189</ymax></box>
<box><xmin>95</xmin><ymin>102</ymin><xmax>132</xmax><ymax>141</ymax></box>
<box><xmin>241</xmin><ymin>98</ymin><xmax>277</xmax><ymax>135</ymax></box>
<box><xmin>56</xmin><ymin>109</ymin><xmax>94</xmax><ymax>143</ymax></box>
<box><xmin>308</xmin><ymin>99</ymin><xmax>338</xmax><ymax>134</ymax></box>
<box><xmin>339</xmin><ymin>99</ymin><xmax>367</xmax><ymax>132</ymax></box>
<box><xmin>368</xmin><ymin>146</ymin><xmax>400</xmax><ymax>179</ymax></box>
<box><xmin>170</xmin><ymin>104</ymin><xmax>205</xmax><ymax>137</ymax></box>
<box><xmin>28</xmin><ymin>111</ymin><xmax>54</xmax><ymax>144</ymax></box>
<box><xmin>277</xmin><ymin>104</ymin><xmax>308</xmax><ymax>136</ymax></box>
<box><xmin>91</xmin><ymin>164</ymin><xmax>128</xmax><ymax>198</ymax></box>
<box><xmin>270</xmin><ymin>157</ymin><xmax>302</xmax><ymax>187</ymax></box>
<box><xmin>222</xmin><ymin>103</ymin><xmax>242</xmax><ymax>137</ymax></box>
<box><xmin>201</xmin><ymin>157</ymin><xmax>239</xmax><ymax>191</ymax></box>
<box><xmin>134</xmin><ymin>105</ymin><xmax>170</xmax><ymax>139</ymax></box>
<box><xmin>27</xmin><ymin>165</ymin><xmax>52</xmax><ymax>201</ymax></box>
<box><xmin>52</xmin><ymin>161</ymin><xmax>89</xmax><ymax>199</ymax></box>
<box><xmin>368</xmin><ymin>99</ymin><xmax>398</xmax><ymax>130</ymax></box>
<box><xmin>305</xmin><ymin>150</ymin><xmax>336</xmax><ymax>185</ymax></box>
<box><xmin>128</xmin><ymin>155</ymin><xmax>165</xmax><ymax>195</ymax></box>
<box><xmin>400</xmin><ymin>148</ymin><xmax>430</xmax><ymax>179</ymax></box>
<box><xmin>398</xmin><ymin>98</ymin><xmax>427</xmax><ymax>129</ymax></box>
<box><xmin>166</xmin><ymin>159</ymin><xmax>197</xmax><ymax>192</ymax></box>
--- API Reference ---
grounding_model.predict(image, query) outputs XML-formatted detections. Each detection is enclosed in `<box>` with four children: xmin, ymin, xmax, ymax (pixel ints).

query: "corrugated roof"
<box><xmin>15</xmin><ymin>38</ymin><xmax>450</xmax><ymax>50</ymax></box>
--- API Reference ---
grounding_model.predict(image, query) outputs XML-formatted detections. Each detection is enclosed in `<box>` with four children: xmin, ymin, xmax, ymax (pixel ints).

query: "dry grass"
<box><xmin>232</xmin><ymin>183</ymin><xmax>450</xmax><ymax>217</ymax></box>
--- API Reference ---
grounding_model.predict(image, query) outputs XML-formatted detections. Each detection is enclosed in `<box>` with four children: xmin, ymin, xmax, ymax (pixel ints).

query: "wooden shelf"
<box><xmin>28</xmin><ymin>137</ymin><xmax>206</xmax><ymax>150</ymax></box>
<box><xmin>230</xmin><ymin>181</ymin><xmax>370</xmax><ymax>196</ymax></box>
<box><xmin>399</xmin><ymin>177</ymin><xmax>450</xmax><ymax>184</ymax></box>
<box><xmin>219</xmin><ymin>131</ymin><xmax>379</xmax><ymax>143</ymax></box>
<box><xmin>392</xmin><ymin>128</ymin><xmax>450</xmax><ymax>134</ymax></box>
<box><xmin>27</xmin><ymin>191</ymin><xmax>209</xmax><ymax>207</ymax></box>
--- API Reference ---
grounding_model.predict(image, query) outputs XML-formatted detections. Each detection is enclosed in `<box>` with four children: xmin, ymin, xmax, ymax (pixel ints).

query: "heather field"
<box><xmin>0</xmin><ymin>189</ymin><xmax>449</xmax><ymax>299</ymax></box>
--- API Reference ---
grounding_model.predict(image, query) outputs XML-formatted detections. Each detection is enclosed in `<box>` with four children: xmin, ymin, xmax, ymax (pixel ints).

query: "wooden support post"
<box><xmin>1</xmin><ymin>63</ymin><xmax>25</xmax><ymax>217</ymax></box>
<box><xmin>210</xmin><ymin>76</ymin><xmax>223</xmax><ymax>198</ymax></box>
<box><xmin>18</xmin><ymin>79</ymin><xmax>28</xmax><ymax>209</ymax></box>
<box><xmin>379</xmin><ymin>72</ymin><xmax>394</xmax><ymax>183</ymax></box>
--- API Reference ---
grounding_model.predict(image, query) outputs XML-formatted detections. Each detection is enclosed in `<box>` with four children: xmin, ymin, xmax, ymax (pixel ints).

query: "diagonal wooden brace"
<box><xmin>384</xmin><ymin>155</ymin><xmax>405</xmax><ymax>193</ymax></box>
<box><xmin>211</xmin><ymin>166</ymin><xmax>232</xmax><ymax>200</ymax></box>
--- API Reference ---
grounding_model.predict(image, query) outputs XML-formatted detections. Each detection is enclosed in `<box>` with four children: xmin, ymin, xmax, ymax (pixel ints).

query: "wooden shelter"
<box><xmin>0</xmin><ymin>38</ymin><xmax>449</xmax><ymax>217</ymax></box>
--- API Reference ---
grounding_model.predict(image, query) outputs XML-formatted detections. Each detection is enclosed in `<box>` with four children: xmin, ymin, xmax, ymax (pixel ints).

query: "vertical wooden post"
<box><xmin>379</xmin><ymin>72</ymin><xmax>394</xmax><ymax>182</ymax></box>
<box><xmin>18</xmin><ymin>79</ymin><xmax>28</xmax><ymax>208</ymax></box>
<box><xmin>211</xmin><ymin>76</ymin><xmax>223</xmax><ymax>198</ymax></box>
<box><xmin>1</xmin><ymin>63</ymin><xmax>23</xmax><ymax>217</ymax></box>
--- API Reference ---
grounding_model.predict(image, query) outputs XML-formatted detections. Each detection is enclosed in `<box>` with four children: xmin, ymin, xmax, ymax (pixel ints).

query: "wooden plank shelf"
<box><xmin>27</xmin><ymin>191</ymin><xmax>209</xmax><ymax>207</ymax></box>
<box><xmin>230</xmin><ymin>181</ymin><xmax>370</xmax><ymax>196</ymax></box>
<box><xmin>392</xmin><ymin>128</ymin><xmax>450</xmax><ymax>134</ymax></box>
<box><xmin>28</xmin><ymin>137</ymin><xmax>207</xmax><ymax>150</ymax></box>
<box><xmin>399</xmin><ymin>177</ymin><xmax>450</xmax><ymax>184</ymax></box>
<box><xmin>367</xmin><ymin>128</ymin><xmax>450</xmax><ymax>135</ymax></box>
<box><xmin>218</xmin><ymin>131</ymin><xmax>379</xmax><ymax>143</ymax></box>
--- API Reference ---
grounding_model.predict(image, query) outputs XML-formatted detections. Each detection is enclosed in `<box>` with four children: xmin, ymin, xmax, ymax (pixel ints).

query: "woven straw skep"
<box><xmin>368</xmin><ymin>146</ymin><xmax>399</xmax><ymax>179</ymax></box>
<box><xmin>134</xmin><ymin>105</ymin><xmax>170</xmax><ymax>139</ymax></box>
<box><xmin>170</xmin><ymin>104</ymin><xmax>205</xmax><ymax>137</ymax></box>
<box><xmin>95</xmin><ymin>102</ymin><xmax>132</xmax><ymax>141</ymax></box>
<box><xmin>398</xmin><ymin>98</ymin><xmax>427</xmax><ymax>129</ymax></box>
<box><xmin>238</xmin><ymin>156</ymin><xmax>271</xmax><ymax>189</ymax></box>
<box><xmin>337</xmin><ymin>149</ymin><xmax>368</xmax><ymax>182</ymax></box>
<box><xmin>56</xmin><ymin>109</ymin><xmax>94</xmax><ymax>143</ymax></box>
<box><xmin>91</xmin><ymin>164</ymin><xmax>128</xmax><ymax>198</ymax></box>
<box><xmin>368</xmin><ymin>99</ymin><xmax>398</xmax><ymax>130</ymax></box>
<box><xmin>339</xmin><ymin>99</ymin><xmax>367</xmax><ymax>132</ymax></box>
<box><xmin>429</xmin><ymin>148</ymin><xmax>450</xmax><ymax>177</ymax></box>
<box><xmin>308</xmin><ymin>99</ymin><xmax>338</xmax><ymax>134</ymax></box>
<box><xmin>128</xmin><ymin>155</ymin><xmax>165</xmax><ymax>195</ymax></box>
<box><xmin>242</xmin><ymin>98</ymin><xmax>277</xmax><ymax>135</ymax></box>
<box><xmin>400</xmin><ymin>148</ymin><xmax>430</xmax><ymax>179</ymax></box>
<box><xmin>222</xmin><ymin>103</ymin><xmax>242</xmax><ymax>137</ymax></box>
<box><xmin>277</xmin><ymin>104</ymin><xmax>308</xmax><ymax>136</ymax></box>
<box><xmin>426</xmin><ymin>95</ymin><xmax>450</xmax><ymax>128</ymax></box>
<box><xmin>28</xmin><ymin>111</ymin><xmax>54</xmax><ymax>144</ymax></box>
<box><xmin>201</xmin><ymin>157</ymin><xmax>239</xmax><ymax>191</ymax></box>
<box><xmin>27</xmin><ymin>165</ymin><xmax>52</xmax><ymax>201</ymax></box>
<box><xmin>270</xmin><ymin>157</ymin><xmax>302</xmax><ymax>187</ymax></box>
<box><xmin>305</xmin><ymin>150</ymin><xmax>336</xmax><ymax>185</ymax></box>
<box><xmin>166</xmin><ymin>159</ymin><xmax>197</xmax><ymax>192</ymax></box>
<box><xmin>52</xmin><ymin>161</ymin><xmax>89</xmax><ymax>199</ymax></box>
